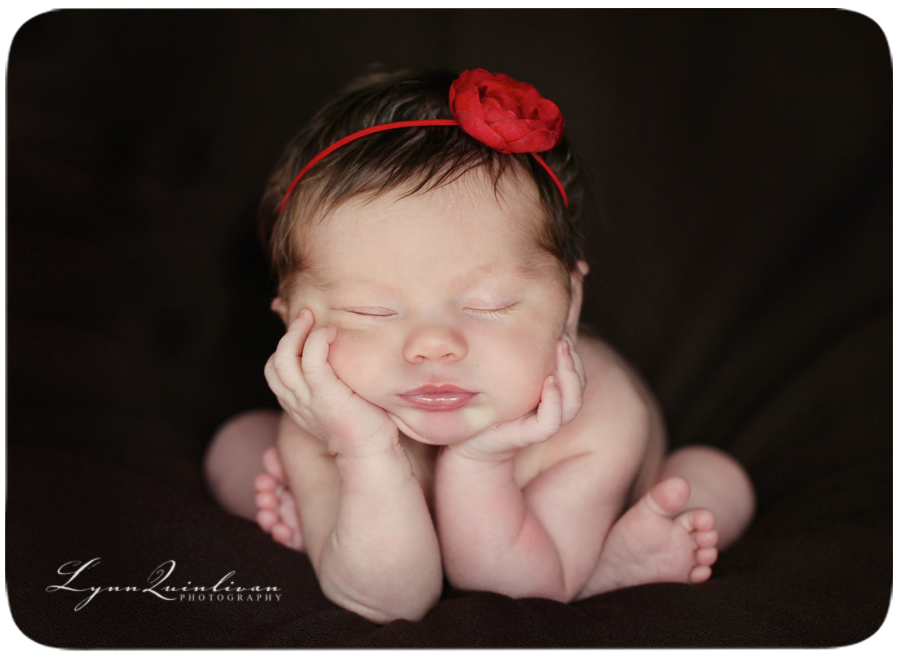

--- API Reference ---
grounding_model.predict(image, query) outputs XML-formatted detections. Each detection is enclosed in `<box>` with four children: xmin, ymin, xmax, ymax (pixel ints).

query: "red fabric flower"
<box><xmin>449</xmin><ymin>68</ymin><xmax>564</xmax><ymax>154</ymax></box>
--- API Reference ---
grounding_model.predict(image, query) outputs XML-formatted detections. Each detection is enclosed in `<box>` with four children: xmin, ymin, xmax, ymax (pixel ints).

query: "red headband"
<box><xmin>278</xmin><ymin>69</ymin><xmax>568</xmax><ymax>215</ymax></box>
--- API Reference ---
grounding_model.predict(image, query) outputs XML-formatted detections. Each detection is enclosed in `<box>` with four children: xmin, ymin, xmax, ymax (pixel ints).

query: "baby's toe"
<box><xmin>693</xmin><ymin>509</ymin><xmax>716</xmax><ymax>532</ymax></box>
<box><xmin>262</xmin><ymin>446</ymin><xmax>287</xmax><ymax>481</ymax></box>
<box><xmin>696</xmin><ymin>546</ymin><xmax>718</xmax><ymax>567</ymax></box>
<box><xmin>690</xmin><ymin>565</ymin><xmax>712</xmax><ymax>584</ymax></box>
<box><xmin>254</xmin><ymin>472</ymin><xmax>279</xmax><ymax>492</ymax></box>
<box><xmin>255</xmin><ymin>490</ymin><xmax>278</xmax><ymax>510</ymax></box>
<box><xmin>676</xmin><ymin>507</ymin><xmax>715</xmax><ymax>534</ymax></box>
<box><xmin>693</xmin><ymin>528</ymin><xmax>718</xmax><ymax>549</ymax></box>
<box><xmin>256</xmin><ymin>509</ymin><xmax>279</xmax><ymax>532</ymax></box>
<box><xmin>646</xmin><ymin>477</ymin><xmax>691</xmax><ymax>516</ymax></box>
<box><xmin>271</xmin><ymin>523</ymin><xmax>294</xmax><ymax>546</ymax></box>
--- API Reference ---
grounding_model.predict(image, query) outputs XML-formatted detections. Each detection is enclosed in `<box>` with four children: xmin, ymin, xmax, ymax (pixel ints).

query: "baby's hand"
<box><xmin>449</xmin><ymin>332</ymin><xmax>586</xmax><ymax>462</ymax></box>
<box><xmin>264</xmin><ymin>309</ymin><xmax>399</xmax><ymax>459</ymax></box>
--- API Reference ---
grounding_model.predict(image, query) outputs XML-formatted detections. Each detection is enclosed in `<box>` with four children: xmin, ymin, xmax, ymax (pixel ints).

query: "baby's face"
<box><xmin>278</xmin><ymin>171</ymin><xmax>582</xmax><ymax>445</ymax></box>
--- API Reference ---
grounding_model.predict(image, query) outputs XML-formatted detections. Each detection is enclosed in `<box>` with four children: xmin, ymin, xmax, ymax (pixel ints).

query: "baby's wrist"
<box><xmin>317</xmin><ymin>411</ymin><xmax>399</xmax><ymax>454</ymax></box>
<box><xmin>442</xmin><ymin>441</ymin><xmax>517</xmax><ymax>466</ymax></box>
<box><xmin>331</xmin><ymin>427</ymin><xmax>402</xmax><ymax>462</ymax></box>
<box><xmin>435</xmin><ymin>446</ymin><xmax>518</xmax><ymax>499</ymax></box>
<box><xmin>334</xmin><ymin>440</ymin><xmax>418</xmax><ymax>489</ymax></box>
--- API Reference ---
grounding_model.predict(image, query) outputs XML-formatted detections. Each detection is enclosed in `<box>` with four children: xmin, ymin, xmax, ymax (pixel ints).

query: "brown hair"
<box><xmin>259</xmin><ymin>69</ymin><xmax>585</xmax><ymax>297</ymax></box>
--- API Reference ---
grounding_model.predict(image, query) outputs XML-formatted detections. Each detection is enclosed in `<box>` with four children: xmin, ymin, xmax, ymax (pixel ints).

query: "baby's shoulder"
<box><xmin>577</xmin><ymin>332</ymin><xmax>659</xmax><ymax>428</ymax></box>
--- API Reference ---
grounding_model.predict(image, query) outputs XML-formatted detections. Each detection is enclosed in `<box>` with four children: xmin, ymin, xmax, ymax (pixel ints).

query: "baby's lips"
<box><xmin>398</xmin><ymin>385</ymin><xmax>478</xmax><ymax>411</ymax></box>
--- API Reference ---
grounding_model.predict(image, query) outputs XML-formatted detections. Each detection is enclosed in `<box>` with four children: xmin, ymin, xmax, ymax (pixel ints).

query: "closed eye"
<box><xmin>464</xmin><ymin>304</ymin><xmax>518</xmax><ymax>319</ymax></box>
<box><xmin>342</xmin><ymin>307</ymin><xmax>397</xmax><ymax>317</ymax></box>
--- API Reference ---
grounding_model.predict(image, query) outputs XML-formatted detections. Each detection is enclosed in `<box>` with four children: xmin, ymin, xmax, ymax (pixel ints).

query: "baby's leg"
<box><xmin>578</xmin><ymin>446</ymin><xmax>754</xmax><ymax>598</ymax></box>
<box><xmin>205</xmin><ymin>410</ymin><xmax>304</xmax><ymax>550</ymax></box>
<box><xmin>204</xmin><ymin>410</ymin><xmax>280</xmax><ymax>520</ymax></box>
<box><xmin>656</xmin><ymin>445</ymin><xmax>755</xmax><ymax>550</ymax></box>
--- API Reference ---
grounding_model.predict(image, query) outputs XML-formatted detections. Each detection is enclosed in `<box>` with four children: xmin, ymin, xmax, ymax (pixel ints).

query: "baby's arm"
<box><xmin>267</xmin><ymin>310</ymin><xmax>442</xmax><ymax>623</ymax></box>
<box><xmin>434</xmin><ymin>336</ymin><xmax>641</xmax><ymax>601</ymax></box>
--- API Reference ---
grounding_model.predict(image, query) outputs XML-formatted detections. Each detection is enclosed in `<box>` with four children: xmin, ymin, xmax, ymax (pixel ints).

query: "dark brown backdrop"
<box><xmin>7</xmin><ymin>9</ymin><xmax>892</xmax><ymax>647</ymax></box>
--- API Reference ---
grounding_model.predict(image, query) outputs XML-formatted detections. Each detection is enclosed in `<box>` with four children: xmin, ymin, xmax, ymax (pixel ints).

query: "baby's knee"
<box><xmin>205</xmin><ymin>410</ymin><xmax>280</xmax><ymax>485</ymax></box>
<box><xmin>662</xmin><ymin>445</ymin><xmax>756</xmax><ymax>536</ymax></box>
<box><xmin>665</xmin><ymin>445</ymin><xmax>740</xmax><ymax>474</ymax></box>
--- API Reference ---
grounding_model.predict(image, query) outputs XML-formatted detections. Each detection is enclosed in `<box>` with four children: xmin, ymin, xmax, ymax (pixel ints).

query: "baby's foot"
<box><xmin>581</xmin><ymin>477</ymin><xmax>718</xmax><ymax>597</ymax></box>
<box><xmin>254</xmin><ymin>447</ymin><xmax>304</xmax><ymax>551</ymax></box>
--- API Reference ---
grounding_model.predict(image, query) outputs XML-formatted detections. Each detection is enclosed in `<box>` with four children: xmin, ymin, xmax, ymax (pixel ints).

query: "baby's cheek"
<box><xmin>495</xmin><ymin>336</ymin><xmax>558</xmax><ymax>417</ymax></box>
<box><xmin>327</xmin><ymin>328</ymin><xmax>383</xmax><ymax>395</ymax></box>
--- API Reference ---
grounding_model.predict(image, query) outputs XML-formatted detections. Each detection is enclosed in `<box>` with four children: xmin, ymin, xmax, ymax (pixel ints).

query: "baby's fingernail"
<box><xmin>548</xmin><ymin>375</ymin><xmax>558</xmax><ymax>387</ymax></box>
<box><xmin>561</xmin><ymin>340</ymin><xmax>570</xmax><ymax>354</ymax></box>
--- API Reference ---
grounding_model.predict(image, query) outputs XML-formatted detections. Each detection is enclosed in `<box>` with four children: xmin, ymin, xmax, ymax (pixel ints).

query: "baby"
<box><xmin>205</xmin><ymin>69</ymin><xmax>755</xmax><ymax>623</ymax></box>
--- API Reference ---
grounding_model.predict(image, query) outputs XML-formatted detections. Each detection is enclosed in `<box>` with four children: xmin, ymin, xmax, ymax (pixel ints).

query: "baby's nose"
<box><xmin>402</xmin><ymin>326</ymin><xmax>468</xmax><ymax>364</ymax></box>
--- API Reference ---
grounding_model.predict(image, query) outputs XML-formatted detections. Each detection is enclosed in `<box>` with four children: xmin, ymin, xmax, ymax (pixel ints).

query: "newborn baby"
<box><xmin>205</xmin><ymin>69</ymin><xmax>755</xmax><ymax>623</ymax></box>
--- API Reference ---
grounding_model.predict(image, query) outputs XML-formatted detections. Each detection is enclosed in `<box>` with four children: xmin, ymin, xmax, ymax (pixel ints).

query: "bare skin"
<box><xmin>239</xmin><ymin>332</ymin><xmax>746</xmax><ymax>600</ymax></box>
<box><xmin>205</xmin><ymin>171</ymin><xmax>755</xmax><ymax>621</ymax></box>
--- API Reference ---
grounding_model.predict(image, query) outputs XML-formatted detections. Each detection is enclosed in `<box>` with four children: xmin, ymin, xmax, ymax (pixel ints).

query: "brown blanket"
<box><xmin>7</xmin><ymin>9</ymin><xmax>891</xmax><ymax>647</ymax></box>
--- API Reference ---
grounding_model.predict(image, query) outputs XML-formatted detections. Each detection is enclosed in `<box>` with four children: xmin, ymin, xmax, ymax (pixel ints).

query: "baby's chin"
<box><xmin>392</xmin><ymin>404</ymin><xmax>499</xmax><ymax>446</ymax></box>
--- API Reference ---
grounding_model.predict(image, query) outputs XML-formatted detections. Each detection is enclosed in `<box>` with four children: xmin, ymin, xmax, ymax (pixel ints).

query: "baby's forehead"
<box><xmin>422</xmin><ymin>166</ymin><xmax>544</xmax><ymax>217</ymax></box>
<box><xmin>291</xmin><ymin>166</ymin><xmax>563</xmax><ymax>288</ymax></box>
<box><xmin>302</xmin><ymin>162</ymin><xmax>540</xmax><ymax>223</ymax></box>
<box><xmin>311</xmin><ymin>167</ymin><xmax>545</xmax><ymax>240</ymax></box>
<box><xmin>310</xmin><ymin>257</ymin><xmax>542</xmax><ymax>291</ymax></box>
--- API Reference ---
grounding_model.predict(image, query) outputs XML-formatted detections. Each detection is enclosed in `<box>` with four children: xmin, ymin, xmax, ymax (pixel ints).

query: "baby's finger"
<box><xmin>452</xmin><ymin>379</ymin><xmax>559</xmax><ymax>459</ymax></box>
<box><xmin>264</xmin><ymin>353</ymin><xmax>296</xmax><ymax>402</ymax></box>
<box><xmin>387</xmin><ymin>412</ymin><xmax>426</xmax><ymax>442</ymax></box>
<box><xmin>556</xmin><ymin>339</ymin><xmax>585</xmax><ymax>425</ymax></box>
<box><xmin>300</xmin><ymin>324</ymin><xmax>350</xmax><ymax>402</ymax></box>
<box><xmin>527</xmin><ymin>375</ymin><xmax>563</xmax><ymax>443</ymax></box>
<box><xmin>270</xmin><ymin>309</ymin><xmax>316</xmax><ymax>390</ymax></box>
<box><xmin>562</xmin><ymin>331</ymin><xmax>587</xmax><ymax>390</ymax></box>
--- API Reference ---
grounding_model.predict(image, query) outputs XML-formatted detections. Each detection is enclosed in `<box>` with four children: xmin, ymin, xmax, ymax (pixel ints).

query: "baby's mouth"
<box><xmin>398</xmin><ymin>385</ymin><xmax>477</xmax><ymax>411</ymax></box>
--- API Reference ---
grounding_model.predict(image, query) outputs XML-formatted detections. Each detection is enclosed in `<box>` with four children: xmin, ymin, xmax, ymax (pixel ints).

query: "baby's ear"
<box><xmin>565</xmin><ymin>261</ymin><xmax>589</xmax><ymax>338</ymax></box>
<box><xmin>270</xmin><ymin>297</ymin><xmax>290</xmax><ymax>326</ymax></box>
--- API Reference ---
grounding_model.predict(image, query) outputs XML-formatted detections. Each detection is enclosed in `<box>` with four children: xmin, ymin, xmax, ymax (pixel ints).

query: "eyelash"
<box><xmin>343</xmin><ymin>308</ymin><xmax>396</xmax><ymax>317</ymax></box>
<box><xmin>465</xmin><ymin>305</ymin><xmax>517</xmax><ymax>319</ymax></box>
<box><xmin>342</xmin><ymin>304</ymin><xmax>518</xmax><ymax>319</ymax></box>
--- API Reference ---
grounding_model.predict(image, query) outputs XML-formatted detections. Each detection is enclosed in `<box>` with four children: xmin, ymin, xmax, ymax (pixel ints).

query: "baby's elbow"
<box><xmin>347</xmin><ymin>597</ymin><xmax>434</xmax><ymax>624</ymax></box>
<box><xmin>321</xmin><ymin>578</ymin><xmax>441</xmax><ymax>624</ymax></box>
